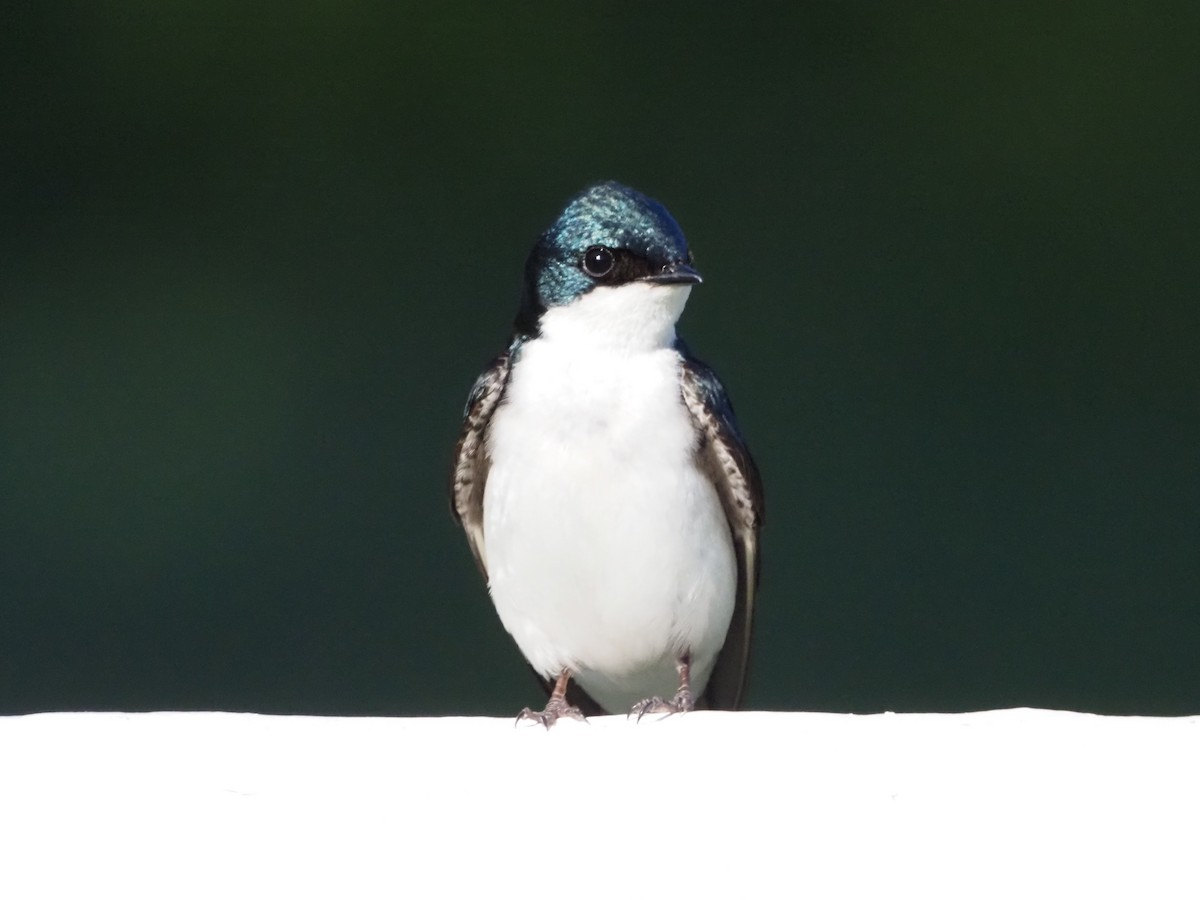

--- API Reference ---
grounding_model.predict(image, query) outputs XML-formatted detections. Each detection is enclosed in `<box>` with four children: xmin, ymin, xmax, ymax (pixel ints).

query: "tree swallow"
<box><xmin>451</xmin><ymin>181</ymin><xmax>763</xmax><ymax>726</ymax></box>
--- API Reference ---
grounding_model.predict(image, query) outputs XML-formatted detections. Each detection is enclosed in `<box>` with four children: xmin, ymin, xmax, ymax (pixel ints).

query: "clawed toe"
<box><xmin>515</xmin><ymin>696</ymin><xmax>587</xmax><ymax>729</ymax></box>
<box><xmin>515</xmin><ymin>668</ymin><xmax>589</xmax><ymax>728</ymax></box>
<box><xmin>629</xmin><ymin>689</ymin><xmax>694</xmax><ymax>722</ymax></box>
<box><xmin>629</xmin><ymin>655</ymin><xmax>697</xmax><ymax>722</ymax></box>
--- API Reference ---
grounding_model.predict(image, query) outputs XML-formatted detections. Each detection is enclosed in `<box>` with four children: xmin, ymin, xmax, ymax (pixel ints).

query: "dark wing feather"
<box><xmin>450</xmin><ymin>351</ymin><xmax>513</xmax><ymax>577</ymax></box>
<box><xmin>678</xmin><ymin>346</ymin><xmax>764</xmax><ymax>710</ymax></box>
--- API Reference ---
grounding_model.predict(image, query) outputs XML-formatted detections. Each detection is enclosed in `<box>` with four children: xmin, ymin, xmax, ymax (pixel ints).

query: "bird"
<box><xmin>450</xmin><ymin>181</ymin><xmax>762</xmax><ymax>726</ymax></box>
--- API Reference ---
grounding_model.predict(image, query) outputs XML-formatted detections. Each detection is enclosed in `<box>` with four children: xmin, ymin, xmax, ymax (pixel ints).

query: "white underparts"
<box><xmin>482</xmin><ymin>282</ymin><xmax>737</xmax><ymax>713</ymax></box>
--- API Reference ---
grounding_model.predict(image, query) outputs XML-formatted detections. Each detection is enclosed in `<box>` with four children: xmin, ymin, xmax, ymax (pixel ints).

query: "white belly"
<box><xmin>482</xmin><ymin>336</ymin><xmax>737</xmax><ymax>713</ymax></box>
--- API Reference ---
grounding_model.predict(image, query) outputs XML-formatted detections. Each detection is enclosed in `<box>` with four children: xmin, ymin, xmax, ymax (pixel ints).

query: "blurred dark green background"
<box><xmin>3</xmin><ymin>4</ymin><xmax>1197</xmax><ymax>716</ymax></box>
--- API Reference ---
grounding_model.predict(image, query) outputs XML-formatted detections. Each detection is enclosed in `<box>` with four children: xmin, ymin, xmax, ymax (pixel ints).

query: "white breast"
<box><xmin>481</xmin><ymin>282</ymin><xmax>737</xmax><ymax>713</ymax></box>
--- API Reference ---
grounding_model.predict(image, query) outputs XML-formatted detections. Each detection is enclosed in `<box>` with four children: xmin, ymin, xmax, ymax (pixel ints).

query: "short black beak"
<box><xmin>644</xmin><ymin>261</ymin><xmax>702</xmax><ymax>286</ymax></box>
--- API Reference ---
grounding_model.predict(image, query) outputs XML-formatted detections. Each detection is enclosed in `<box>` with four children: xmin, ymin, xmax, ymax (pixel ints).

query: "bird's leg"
<box><xmin>630</xmin><ymin>654</ymin><xmax>696</xmax><ymax>721</ymax></box>
<box><xmin>516</xmin><ymin>668</ymin><xmax>587</xmax><ymax>728</ymax></box>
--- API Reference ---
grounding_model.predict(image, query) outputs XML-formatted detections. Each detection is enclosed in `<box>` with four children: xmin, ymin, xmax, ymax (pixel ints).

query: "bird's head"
<box><xmin>514</xmin><ymin>182</ymin><xmax>701</xmax><ymax>344</ymax></box>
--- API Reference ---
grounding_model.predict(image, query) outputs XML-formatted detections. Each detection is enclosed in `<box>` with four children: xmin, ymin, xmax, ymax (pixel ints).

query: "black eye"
<box><xmin>582</xmin><ymin>245</ymin><xmax>615</xmax><ymax>278</ymax></box>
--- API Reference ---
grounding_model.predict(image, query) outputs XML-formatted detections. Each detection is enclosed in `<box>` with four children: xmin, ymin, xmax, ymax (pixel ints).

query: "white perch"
<box><xmin>2</xmin><ymin>709</ymin><xmax>1197</xmax><ymax>898</ymax></box>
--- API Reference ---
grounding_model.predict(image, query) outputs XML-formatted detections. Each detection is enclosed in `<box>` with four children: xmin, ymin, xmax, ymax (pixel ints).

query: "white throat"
<box><xmin>537</xmin><ymin>282</ymin><xmax>693</xmax><ymax>353</ymax></box>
